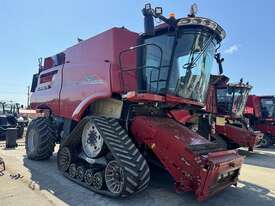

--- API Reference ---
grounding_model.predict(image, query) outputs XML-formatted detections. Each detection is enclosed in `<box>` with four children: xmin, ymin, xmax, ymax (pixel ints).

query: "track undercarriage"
<box><xmin>57</xmin><ymin>116</ymin><xmax>150</xmax><ymax>197</ymax></box>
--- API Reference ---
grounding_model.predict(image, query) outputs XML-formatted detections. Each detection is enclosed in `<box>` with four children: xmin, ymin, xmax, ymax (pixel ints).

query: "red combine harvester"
<box><xmin>245</xmin><ymin>95</ymin><xmax>275</xmax><ymax>147</ymax></box>
<box><xmin>204</xmin><ymin>74</ymin><xmax>263</xmax><ymax>151</ymax></box>
<box><xmin>27</xmin><ymin>4</ymin><xmax>243</xmax><ymax>201</ymax></box>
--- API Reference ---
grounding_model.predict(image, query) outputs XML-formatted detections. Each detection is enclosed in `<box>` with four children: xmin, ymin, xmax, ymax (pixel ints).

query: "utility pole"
<box><xmin>27</xmin><ymin>86</ymin><xmax>30</xmax><ymax>109</ymax></box>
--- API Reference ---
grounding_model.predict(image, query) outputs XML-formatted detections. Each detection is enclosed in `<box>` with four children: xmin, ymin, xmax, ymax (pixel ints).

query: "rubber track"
<box><xmin>61</xmin><ymin>116</ymin><xmax>150</xmax><ymax>197</ymax></box>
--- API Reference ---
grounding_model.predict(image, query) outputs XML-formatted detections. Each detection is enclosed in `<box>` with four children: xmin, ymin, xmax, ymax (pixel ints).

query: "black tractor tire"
<box><xmin>17</xmin><ymin>125</ymin><xmax>24</xmax><ymax>139</ymax></box>
<box><xmin>259</xmin><ymin>135</ymin><xmax>272</xmax><ymax>148</ymax></box>
<box><xmin>25</xmin><ymin>117</ymin><xmax>56</xmax><ymax>160</ymax></box>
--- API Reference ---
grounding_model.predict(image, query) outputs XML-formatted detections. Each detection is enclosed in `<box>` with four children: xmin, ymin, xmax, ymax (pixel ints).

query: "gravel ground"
<box><xmin>0</xmin><ymin>135</ymin><xmax>274</xmax><ymax>206</ymax></box>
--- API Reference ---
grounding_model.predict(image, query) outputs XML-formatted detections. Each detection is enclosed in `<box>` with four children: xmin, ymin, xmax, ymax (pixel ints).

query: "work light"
<box><xmin>155</xmin><ymin>7</ymin><xmax>163</xmax><ymax>16</ymax></box>
<box><xmin>145</xmin><ymin>3</ymin><xmax>151</xmax><ymax>10</ymax></box>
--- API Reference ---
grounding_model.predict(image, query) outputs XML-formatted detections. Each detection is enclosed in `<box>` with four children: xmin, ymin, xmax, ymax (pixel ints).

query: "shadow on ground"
<box><xmin>22</xmin><ymin>153</ymin><xmax>275</xmax><ymax>206</ymax></box>
<box><xmin>238</xmin><ymin>148</ymin><xmax>275</xmax><ymax>169</ymax></box>
<box><xmin>255</xmin><ymin>145</ymin><xmax>275</xmax><ymax>152</ymax></box>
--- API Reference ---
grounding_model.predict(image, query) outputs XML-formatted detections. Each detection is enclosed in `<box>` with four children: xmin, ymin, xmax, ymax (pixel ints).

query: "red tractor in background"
<box><xmin>245</xmin><ymin>95</ymin><xmax>275</xmax><ymax>147</ymax></box>
<box><xmin>203</xmin><ymin>74</ymin><xmax>263</xmax><ymax>151</ymax></box>
<box><xmin>26</xmin><ymin>4</ymin><xmax>243</xmax><ymax>201</ymax></box>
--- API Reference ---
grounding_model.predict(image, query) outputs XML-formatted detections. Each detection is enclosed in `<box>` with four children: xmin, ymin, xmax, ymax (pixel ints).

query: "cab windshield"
<box><xmin>141</xmin><ymin>27</ymin><xmax>218</xmax><ymax>103</ymax></box>
<box><xmin>216</xmin><ymin>87</ymin><xmax>250</xmax><ymax>116</ymax></box>
<box><xmin>260</xmin><ymin>97</ymin><xmax>275</xmax><ymax>119</ymax></box>
<box><xmin>169</xmin><ymin>29</ymin><xmax>216</xmax><ymax>103</ymax></box>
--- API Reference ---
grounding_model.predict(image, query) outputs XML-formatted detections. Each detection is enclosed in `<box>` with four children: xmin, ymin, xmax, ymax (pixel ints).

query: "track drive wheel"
<box><xmin>81</xmin><ymin>121</ymin><xmax>107</xmax><ymax>158</ymax></box>
<box><xmin>25</xmin><ymin>117</ymin><xmax>56</xmax><ymax>160</ymax></box>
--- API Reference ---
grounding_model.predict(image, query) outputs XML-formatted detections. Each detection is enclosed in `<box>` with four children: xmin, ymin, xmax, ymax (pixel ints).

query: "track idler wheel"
<box><xmin>105</xmin><ymin>160</ymin><xmax>124</xmax><ymax>194</ymax></box>
<box><xmin>76</xmin><ymin>165</ymin><xmax>86</xmax><ymax>181</ymax></box>
<box><xmin>57</xmin><ymin>147</ymin><xmax>73</xmax><ymax>172</ymax></box>
<box><xmin>93</xmin><ymin>171</ymin><xmax>105</xmax><ymax>190</ymax></box>
<box><xmin>69</xmin><ymin>163</ymin><xmax>77</xmax><ymax>178</ymax></box>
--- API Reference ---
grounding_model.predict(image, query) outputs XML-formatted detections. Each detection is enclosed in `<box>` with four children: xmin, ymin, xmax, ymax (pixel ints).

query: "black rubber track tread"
<box><xmin>60</xmin><ymin>116</ymin><xmax>150</xmax><ymax>197</ymax></box>
<box><xmin>93</xmin><ymin>116</ymin><xmax>150</xmax><ymax>197</ymax></box>
<box><xmin>25</xmin><ymin>117</ymin><xmax>56</xmax><ymax>160</ymax></box>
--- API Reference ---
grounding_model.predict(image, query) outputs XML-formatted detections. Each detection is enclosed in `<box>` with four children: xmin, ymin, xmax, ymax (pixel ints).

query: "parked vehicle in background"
<box><xmin>245</xmin><ymin>95</ymin><xmax>275</xmax><ymax>147</ymax></box>
<box><xmin>203</xmin><ymin>75</ymin><xmax>263</xmax><ymax>151</ymax></box>
<box><xmin>0</xmin><ymin>102</ymin><xmax>25</xmax><ymax>139</ymax></box>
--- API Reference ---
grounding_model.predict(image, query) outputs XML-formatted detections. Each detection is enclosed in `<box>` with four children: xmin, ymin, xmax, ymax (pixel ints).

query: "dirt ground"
<box><xmin>0</xmin><ymin>135</ymin><xmax>274</xmax><ymax>206</ymax></box>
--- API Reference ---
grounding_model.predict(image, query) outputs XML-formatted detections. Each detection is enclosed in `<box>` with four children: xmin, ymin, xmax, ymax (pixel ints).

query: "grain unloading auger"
<box><xmin>26</xmin><ymin>4</ymin><xmax>244</xmax><ymax>201</ymax></box>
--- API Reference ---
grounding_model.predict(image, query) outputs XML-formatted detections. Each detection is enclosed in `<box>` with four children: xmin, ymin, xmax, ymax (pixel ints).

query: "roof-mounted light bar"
<box><xmin>177</xmin><ymin>17</ymin><xmax>226</xmax><ymax>40</ymax></box>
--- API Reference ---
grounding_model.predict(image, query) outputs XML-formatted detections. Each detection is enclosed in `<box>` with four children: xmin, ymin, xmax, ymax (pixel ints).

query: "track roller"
<box><xmin>84</xmin><ymin>169</ymin><xmax>95</xmax><ymax>185</ymax></box>
<box><xmin>76</xmin><ymin>165</ymin><xmax>86</xmax><ymax>181</ymax></box>
<box><xmin>93</xmin><ymin>171</ymin><xmax>105</xmax><ymax>190</ymax></box>
<box><xmin>69</xmin><ymin>163</ymin><xmax>77</xmax><ymax>178</ymax></box>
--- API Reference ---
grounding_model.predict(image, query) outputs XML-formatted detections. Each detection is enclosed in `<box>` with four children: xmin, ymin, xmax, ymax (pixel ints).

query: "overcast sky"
<box><xmin>0</xmin><ymin>0</ymin><xmax>275</xmax><ymax>105</ymax></box>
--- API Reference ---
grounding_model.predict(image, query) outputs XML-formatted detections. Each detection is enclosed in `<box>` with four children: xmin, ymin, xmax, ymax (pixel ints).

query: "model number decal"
<box><xmin>83</xmin><ymin>75</ymin><xmax>105</xmax><ymax>85</ymax></box>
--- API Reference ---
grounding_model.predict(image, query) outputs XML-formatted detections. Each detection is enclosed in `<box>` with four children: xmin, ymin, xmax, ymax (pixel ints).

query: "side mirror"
<box><xmin>142</xmin><ymin>4</ymin><xmax>155</xmax><ymax>36</ymax></box>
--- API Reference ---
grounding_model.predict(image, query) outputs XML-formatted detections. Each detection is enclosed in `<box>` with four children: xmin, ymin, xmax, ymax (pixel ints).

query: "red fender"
<box><xmin>72</xmin><ymin>92</ymin><xmax>111</xmax><ymax>121</ymax></box>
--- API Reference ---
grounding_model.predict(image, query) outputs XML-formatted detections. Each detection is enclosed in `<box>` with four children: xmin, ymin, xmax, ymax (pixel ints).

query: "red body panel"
<box><xmin>31</xmin><ymin>65</ymin><xmax>63</xmax><ymax>115</ymax></box>
<box><xmin>168</xmin><ymin>109</ymin><xmax>193</xmax><ymax>124</ymax></box>
<box><xmin>245</xmin><ymin>95</ymin><xmax>261</xmax><ymax>118</ymax></box>
<box><xmin>245</xmin><ymin>95</ymin><xmax>275</xmax><ymax>139</ymax></box>
<box><xmin>215</xmin><ymin>124</ymin><xmax>263</xmax><ymax>151</ymax></box>
<box><xmin>205</xmin><ymin>85</ymin><xmax>217</xmax><ymax>114</ymax></box>
<box><xmin>131</xmin><ymin>116</ymin><xmax>243</xmax><ymax>201</ymax></box>
<box><xmin>31</xmin><ymin>28</ymin><xmax>138</xmax><ymax>120</ymax></box>
<box><xmin>255</xmin><ymin>123</ymin><xmax>275</xmax><ymax>136</ymax></box>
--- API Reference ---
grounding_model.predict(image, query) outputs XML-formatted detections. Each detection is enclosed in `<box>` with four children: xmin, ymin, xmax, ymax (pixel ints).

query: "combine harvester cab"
<box><xmin>27</xmin><ymin>3</ymin><xmax>244</xmax><ymax>201</ymax></box>
<box><xmin>205</xmin><ymin>75</ymin><xmax>263</xmax><ymax>151</ymax></box>
<box><xmin>245</xmin><ymin>95</ymin><xmax>275</xmax><ymax>147</ymax></box>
